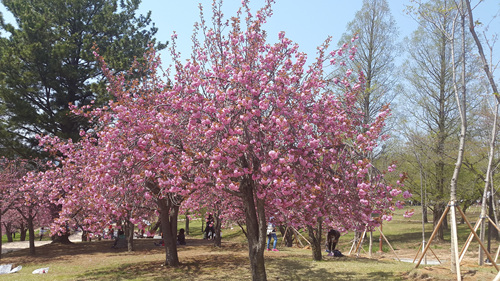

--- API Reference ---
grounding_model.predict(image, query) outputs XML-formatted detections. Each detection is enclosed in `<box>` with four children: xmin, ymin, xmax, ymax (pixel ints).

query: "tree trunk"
<box><xmin>6</xmin><ymin>231</ymin><xmax>13</xmax><ymax>243</ymax></box>
<box><xmin>448</xmin><ymin>10</ymin><xmax>467</xmax><ymax>274</ymax></box>
<box><xmin>488</xmin><ymin>197</ymin><xmax>493</xmax><ymax>254</ymax></box>
<box><xmin>489</xmin><ymin>193</ymin><xmax>498</xmax><ymax>241</ymax></box>
<box><xmin>241</xmin><ymin>178</ymin><xmax>267</xmax><ymax>281</ymax></box>
<box><xmin>0</xmin><ymin>212</ymin><xmax>3</xmax><ymax>259</ymax></box>
<box><xmin>82</xmin><ymin>230</ymin><xmax>89</xmax><ymax>242</ymax></box>
<box><xmin>464</xmin><ymin>0</ymin><xmax>500</xmax><ymax>266</ymax></box>
<box><xmin>423</xmin><ymin>202</ymin><xmax>429</xmax><ymax>223</ymax></box>
<box><xmin>149</xmin><ymin>219</ymin><xmax>161</xmax><ymax>237</ymax></box>
<box><xmin>185</xmin><ymin>213</ymin><xmax>190</xmax><ymax>236</ymax></box>
<box><xmin>3</xmin><ymin>222</ymin><xmax>13</xmax><ymax>242</ymax></box>
<box><xmin>125</xmin><ymin>220</ymin><xmax>135</xmax><ymax>252</ymax></box>
<box><xmin>486</xmin><ymin>197</ymin><xmax>498</xmax><ymax>252</ymax></box>
<box><xmin>52</xmin><ymin>233</ymin><xmax>72</xmax><ymax>244</ymax></box>
<box><xmin>433</xmin><ymin>202</ymin><xmax>446</xmax><ymax>242</ymax></box>
<box><xmin>279</xmin><ymin>225</ymin><xmax>293</xmax><ymax>247</ymax></box>
<box><xmin>27</xmin><ymin>217</ymin><xmax>35</xmax><ymax>255</ymax></box>
<box><xmin>20</xmin><ymin>223</ymin><xmax>27</xmax><ymax>241</ymax></box>
<box><xmin>443</xmin><ymin>211</ymin><xmax>449</xmax><ymax>231</ymax></box>
<box><xmin>158</xmin><ymin>197</ymin><xmax>180</xmax><ymax>266</ymax></box>
<box><xmin>50</xmin><ymin>204</ymin><xmax>71</xmax><ymax>244</ymax></box>
<box><xmin>213</xmin><ymin>210</ymin><xmax>222</xmax><ymax>247</ymax></box>
<box><xmin>307</xmin><ymin>219</ymin><xmax>323</xmax><ymax>261</ymax></box>
<box><xmin>51</xmin><ymin>223</ymin><xmax>72</xmax><ymax>244</ymax></box>
<box><xmin>460</xmin><ymin>203</ymin><xmax>470</xmax><ymax>224</ymax></box>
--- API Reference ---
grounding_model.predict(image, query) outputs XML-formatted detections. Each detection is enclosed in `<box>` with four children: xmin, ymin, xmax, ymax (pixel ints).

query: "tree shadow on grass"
<box><xmin>266</xmin><ymin>255</ymin><xmax>408</xmax><ymax>281</ymax></box>
<box><xmin>269</xmin><ymin>259</ymin><xmax>357</xmax><ymax>280</ymax></box>
<box><xmin>1</xmin><ymin>238</ymin><xmax>178</xmax><ymax>268</ymax></box>
<box><xmin>75</xmin><ymin>253</ymin><xmax>251</xmax><ymax>281</ymax></box>
<box><xmin>366</xmin><ymin>270</ymin><xmax>406</xmax><ymax>281</ymax></box>
<box><xmin>220</xmin><ymin>229</ymin><xmax>247</xmax><ymax>241</ymax></box>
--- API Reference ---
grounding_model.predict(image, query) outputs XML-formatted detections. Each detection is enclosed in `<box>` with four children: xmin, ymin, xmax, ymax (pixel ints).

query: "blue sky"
<box><xmin>137</xmin><ymin>0</ymin><xmax>500</xmax><ymax>64</ymax></box>
<box><xmin>140</xmin><ymin>0</ymin><xmax>418</xmax><ymax>62</ymax></box>
<box><xmin>1</xmin><ymin>0</ymin><xmax>499</xmax><ymax>66</ymax></box>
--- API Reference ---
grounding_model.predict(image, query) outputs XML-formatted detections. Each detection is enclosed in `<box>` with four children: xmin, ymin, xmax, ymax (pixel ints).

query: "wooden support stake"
<box><xmin>376</xmin><ymin>227</ymin><xmax>400</xmax><ymax>261</ymax></box>
<box><xmin>457</xmin><ymin>206</ymin><xmax>500</xmax><ymax>271</ymax></box>
<box><xmin>355</xmin><ymin>230</ymin><xmax>366</xmax><ymax>257</ymax></box>
<box><xmin>360</xmin><ymin>244</ymin><xmax>368</xmax><ymax>254</ymax></box>
<box><xmin>459</xmin><ymin>216</ymin><xmax>481</xmax><ymax>262</ymax></box>
<box><xmin>280</xmin><ymin>226</ymin><xmax>289</xmax><ymax>247</ymax></box>
<box><xmin>295</xmin><ymin>231</ymin><xmax>304</xmax><ymax>248</ymax></box>
<box><xmin>414</xmin><ymin>241</ymin><xmax>442</xmax><ymax>264</ymax></box>
<box><xmin>348</xmin><ymin>237</ymin><xmax>356</xmax><ymax>255</ymax></box>
<box><xmin>487</xmin><ymin>216</ymin><xmax>500</xmax><ymax>233</ymax></box>
<box><xmin>291</xmin><ymin>227</ymin><xmax>310</xmax><ymax>246</ymax></box>
<box><xmin>291</xmin><ymin>228</ymin><xmax>304</xmax><ymax>248</ymax></box>
<box><xmin>494</xmin><ymin>270</ymin><xmax>500</xmax><ymax>281</ymax></box>
<box><xmin>416</xmin><ymin>205</ymin><xmax>450</xmax><ymax>268</ymax></box>
<box><xmin>413</xmin><ymin>243</ymin><xmax>423</xmax><ymax>264</ymax></box>
<box><xmin>429</xmin><ymin>246</ymin><xmax>442</xmax><ymax>264</ymax></box>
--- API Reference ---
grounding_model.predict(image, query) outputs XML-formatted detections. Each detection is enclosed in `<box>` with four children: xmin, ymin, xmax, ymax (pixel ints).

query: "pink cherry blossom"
<box><xmin>24</xmin><ymin>0</ymin><xmax>411</xmax><ymax>277</ymax></box>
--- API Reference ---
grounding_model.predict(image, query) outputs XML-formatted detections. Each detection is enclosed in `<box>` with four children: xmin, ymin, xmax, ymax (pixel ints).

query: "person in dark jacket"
<box><xmin>177</xmin><ymin>228</ymin><xmax>186</xmax><ymax>245</ymax></box>
<box><xmin>325</xmin><ymin>229</ymin><xmax>341</xmax><ymax>253</ymax></box>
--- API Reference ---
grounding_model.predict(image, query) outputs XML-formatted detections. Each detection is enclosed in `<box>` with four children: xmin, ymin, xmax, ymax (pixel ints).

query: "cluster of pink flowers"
<box><xmin>13</xmin><ymin>1</ymin><xmax>412</xmax><ymax>268</ymax></box>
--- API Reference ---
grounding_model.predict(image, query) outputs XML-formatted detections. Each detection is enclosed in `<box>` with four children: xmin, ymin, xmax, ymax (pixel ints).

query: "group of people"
<box><xmin>204</xmin><ymin>214</ymin><xmax>215</xmax><ymax>240</ymax></box>
<box><xmin>154</xmin><ymin>229</ymin><xmax>186</xmax><ymax>247</ymax></box>
<box><xmin>156</xmin><ymin>212</ymin><xmax>216</xmax><ymax>247</ymax></box>
<box><xmin>106</xmin><ymin>225</ymin><xmax>115</xmax><ymax>239</ymax></box>
<box><xmin>267</xmin><ymin>218</ymin><xmax>342</xmax><ymax>255</ymax></box>
<box><xmin>150</xmin><ymin>215</ymin><xmax>342</xmax><ymax>255</ymax></box>
<box><xmin>111</xmin><ymin>229</ymin><xmax>126</xmax><ymax>248</ymax></box>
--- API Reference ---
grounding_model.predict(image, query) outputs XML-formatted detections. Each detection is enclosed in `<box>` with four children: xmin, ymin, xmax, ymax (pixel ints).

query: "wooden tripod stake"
<box><xmin>413</xmin><ymin>241</ymin><xmax>442</xmax><ymax>264</ymax></box>
<box><xmin>415</xmin><ymin>203</ymin><xmax>499</xmax><ymax>272</ymax></box>
<box><xmin>459</xmin><ymin>214</ymin><xmax>500</xmax><ymax>264</ymax></box>
<box><xmin>348</xmin><ymin>227</ymin><xmax>399</xmax><ymax>261</ymax></box>
<box><xmin>280</xmin><ymin>226</ymin><xmax>311</xmax><ymax>248</ymax></box>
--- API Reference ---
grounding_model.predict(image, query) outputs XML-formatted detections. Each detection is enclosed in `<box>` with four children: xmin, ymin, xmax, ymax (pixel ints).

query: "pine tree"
<box><xmin>0</xmin><ymin>0</ymin><xmax>165</xmax><ymax>157</ymax></box>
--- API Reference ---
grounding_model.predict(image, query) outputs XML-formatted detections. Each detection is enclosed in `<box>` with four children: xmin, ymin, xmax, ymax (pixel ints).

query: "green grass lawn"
<box><xmin>2</xmin><ymin>232</ymin><xmax>32</xmax><ymax>244</ymax></box>
<box><xmin>0</xmin><ymin>206</ymin><xmax>498</xmax><ymax>280</ymax></box>
<box><xmin>2</xmin><ymin>228</ymin><xmax>53</xmax><ymax>244</ymax></box>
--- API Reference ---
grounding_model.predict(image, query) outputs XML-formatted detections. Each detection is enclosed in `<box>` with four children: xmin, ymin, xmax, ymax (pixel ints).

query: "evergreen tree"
<box><xmin>0</xmin><ymin>0</ymin><xmax>165</xmax><ymax>157</ymax></box>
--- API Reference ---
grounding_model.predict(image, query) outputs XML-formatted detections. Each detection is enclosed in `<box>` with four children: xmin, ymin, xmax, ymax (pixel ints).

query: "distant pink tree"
<box><xmin>0</xmin><ymin>158</ymin><xmax>52</xmax><ymax>257</ymax></box>
<box><xmin>184</xmin><ymin>185</ymin><xmax>243</xmax><ymax>247</ymax></box>
<box><xmin>1</xmin><ymin>209</ymin><xmax>21</xmax><ymax>242</ymax></box>
<box><xmin>33</xmin><ymin>132</ymin><xmax>157</xmax><ymax>250</ymax></box>
<box><xmin>17</xmin><ymin>160</ymin><xmax>55</xmax><ymax>254</ymax></box>
<box><xmin>0</xmin><ymin>158</ymin><xmax>25</xmax><ymax>258</ymax></box>
<box><xmin>33</xmin><ymin>46</ymin><xmax>206</xmax><ymax>264</ymax></box>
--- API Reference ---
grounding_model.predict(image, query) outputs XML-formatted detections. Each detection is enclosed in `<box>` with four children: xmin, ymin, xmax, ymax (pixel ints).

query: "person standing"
<box><xmin>267</xmin><ymin>220</ymin><xmax>278</xmax><ymax>251</ymax></box>
<box><xmin>108</xmin><ymin>225</ymin><xmax>114</xmax><ymax>239</ymax></box>
<box><xmin>204</xmin><ymin>214</ymin><xmax>215</xmax><ymax>240</ymax></box>
<box><xmin>39</xmin><ymin>227</ymin><xmax>47</xmax><ymax>241</ymax></box>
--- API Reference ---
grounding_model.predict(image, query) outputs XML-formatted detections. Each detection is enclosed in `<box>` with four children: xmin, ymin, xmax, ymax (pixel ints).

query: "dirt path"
<box><xmin>1</xmin><ymin>231</ymin><xmax>83</xmax><ymax>255</ymax></box>
<box><xmin>2</xmin><ymin>231</ymin><xmax>164</xmax><ymax>255</ymax></box>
